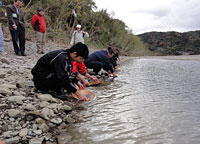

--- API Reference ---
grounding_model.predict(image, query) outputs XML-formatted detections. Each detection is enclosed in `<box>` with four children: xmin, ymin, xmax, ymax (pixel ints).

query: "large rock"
<box><xmin>60</xmin><ymin>105</ymin><xmax>72</xmax><ymax>112</ymax></box>
<box><xmin>37</xmin><ymin>94</ymin><xmax>53</xmax><ymax>102</ymax></box>
<box><xmin>1</xmin><ymin>83</ymin><xmax>17</xmax><ymax>90</ymax></box>
<box><xmin>3</xmin><ymin>136</ymin><xmax>20</xmax><ymax>144</ymax></box>
<box><xmin>23</xmin><ymin>104</ymin><xmax>37</xmax><ymax>111</ymax></box>
<box><xmin>8</xmin><ymin>96</ymin><xmax>26</xmax><ymax>104</ymax></box>
<box><xmin>50</xmin><ymin>118</ymin><xmax>62</xmax><ymax>125</ymax></box>
<box><xmin>19</xmin><ymin>128</ymin><xmax>29</xmax><ymax>137</ymax></box>
<box><xmin>0</xmin><ymin>87</ymin><xmax>12</xmax><ymax>96</ymax></box>
<box><xmin>0</xmin><ymin>57</ymin><xmax>10</xmax><ymax>65</ymax></box>
<box><xmin>7</xmin><ymin>109</ymin><xmax>21</xmax><ymax>118</ymax></box>
<box><xmin>29</xmin><ymin>137</ymin><xmax>45</xmax><ymax>144</ymax></box>
<box><xmin>41</xmin><ymin>108</ymin><xmax>55</xmax><ymax>118</ymax></box>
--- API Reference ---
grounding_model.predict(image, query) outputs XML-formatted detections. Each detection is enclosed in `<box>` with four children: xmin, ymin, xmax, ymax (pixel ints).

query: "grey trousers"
<box><xmin>0</xmin><ymin>25</ymin><xmax>4</xmax><ymax>52</ymax></box>
<box><xmin>36</xmin><ymin>31</ymin><xmax>45</xmax><ymax>54</ymax></box>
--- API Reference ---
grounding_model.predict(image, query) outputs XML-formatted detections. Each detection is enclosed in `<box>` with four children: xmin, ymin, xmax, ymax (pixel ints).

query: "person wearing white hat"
<box><xmin>70</xmin><ymin>24</ymin><xmax>89</xmax><ymax>46</ymax></box>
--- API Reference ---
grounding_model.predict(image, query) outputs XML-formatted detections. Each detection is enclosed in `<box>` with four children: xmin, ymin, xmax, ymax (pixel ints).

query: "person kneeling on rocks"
<box><xmin>72</xmin><ymin>61</ymin><xmax>100</xmax><ymax>87</ymax></box>
<box><xmin>84</xmin><ymin>47</ymin><xmax>117</xmax><ymax>78</ymax></box>
<box><xmin>31</xmin><ymin>43</ymin><xmax>89</xmax><ymax>101</ymax></box>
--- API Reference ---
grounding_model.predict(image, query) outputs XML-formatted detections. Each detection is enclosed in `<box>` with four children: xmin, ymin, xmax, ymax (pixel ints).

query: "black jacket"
<box><xmin>6</xmin><ymin>5</ymin><xmax>25</xmax><ymax>31</ymax></box>
<box><xmin>31</xmin><ymin>49</ymin><xmax>78</xmax><ymax>93</ymax></box>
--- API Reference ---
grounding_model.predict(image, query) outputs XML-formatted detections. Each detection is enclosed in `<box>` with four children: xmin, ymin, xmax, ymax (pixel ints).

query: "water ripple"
<box><xmin>69</xmin><ymin>59</ymin><xmax>200</xmax><ymax>144</ymax></box>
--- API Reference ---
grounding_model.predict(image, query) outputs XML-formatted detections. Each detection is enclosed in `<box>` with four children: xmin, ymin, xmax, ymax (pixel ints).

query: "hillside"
<box><xmin>0</xmin><ymin>0</ymin><xmax>150</xmax><ymax>56</ymax></box>
<box><xmin>138</xmin><ymin>31</ymin><xmax>200</xmax><ymax>55</ymax></box>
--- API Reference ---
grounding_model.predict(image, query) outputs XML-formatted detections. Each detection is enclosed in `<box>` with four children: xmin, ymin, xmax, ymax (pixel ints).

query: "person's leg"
<box><xmin>34</xmin><ymin>74</ymin><xmax>69</xmax><ymax>100</ymax></box>
<box><xmin>10</xmin><ymin>30</ymin><xmax>20</xmax><ymax>55</ymax></box>
<box><xmin>34</xmin><ymin>75</ymin><xmax>62</xmax><ymax>92</ymax></box>
<box><xmin>0</xmin><ymin>25</ymin><xmax>4</xmax><ymax>53</ymax></box>
<box><xmin>41</xmin><ymin>32</ymin><xmax>46</xmax><ymax>53</ymax></box>
<box><xmin>18</xmin><ymin>27</ymin><xmax>26</xmax><ymax>55</ymax></box>
<box><xmin>85</xmin><ymin>60</ymin><xmax>103</xmax><ymax>74</ymax></box>
<box><xmin>36</xmin><ymin>31</ymin><xmax>43</xmax><ymax>54</ymax></box>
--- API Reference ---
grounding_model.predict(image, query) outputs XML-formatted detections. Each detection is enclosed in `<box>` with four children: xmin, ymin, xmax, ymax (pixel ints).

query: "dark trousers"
<box><xmin>85</xmin><ymin>60</ymin><xmax>103</xmax><ymax>74</ymax></box>
<box><xmin>85</xmin><ymin>60</ymin><xmax>110</xmax><ymax>74</ymax></box>
<box><xmin>10</xmin><ymin>26</ymin><xmax>25</xmax><ymax>55</ymax></box>
<box><xmin>33</xmin><ymin>74</ymin><xmax>62</xmax><ymax>92</ymax></box>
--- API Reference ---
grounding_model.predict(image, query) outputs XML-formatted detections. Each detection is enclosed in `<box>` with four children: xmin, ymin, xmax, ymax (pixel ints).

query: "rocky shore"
<box><xmin>0</xmin><ymin>41</ymin><xmax>109</xmax><ymax>144</ymax></box>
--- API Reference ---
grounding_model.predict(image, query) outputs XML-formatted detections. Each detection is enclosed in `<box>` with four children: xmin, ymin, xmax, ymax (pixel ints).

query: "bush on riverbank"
<box><xmin>0</xmin><ymin>0</ymin><xmax>151</xmax><ymax>56</ymax></box>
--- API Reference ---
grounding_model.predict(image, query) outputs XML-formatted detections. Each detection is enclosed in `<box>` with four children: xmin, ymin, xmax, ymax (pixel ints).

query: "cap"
<box><xmin>76</xmin><ymin>24</ymin><xmax>81</xmax><ymax>28</ymax></box>
<box><xmin>37</xmin><ymin>7</ymin><xmax>44</xmax><ymax>12</ymax></box>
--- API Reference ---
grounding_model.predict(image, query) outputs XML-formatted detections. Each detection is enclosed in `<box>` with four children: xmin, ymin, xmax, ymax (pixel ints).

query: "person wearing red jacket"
<box><xmin>31</xmin><ymin>7</ymin><xmax>46</xmax><ymax>54</ymax></box>
<box><xmin>72</xmin><ymin>61</ymin><xmax>99</xmax><ymax>87</ymax></box>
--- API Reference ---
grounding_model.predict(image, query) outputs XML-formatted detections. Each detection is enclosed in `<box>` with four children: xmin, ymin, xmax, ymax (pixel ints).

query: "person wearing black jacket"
<box><xmin>6</xmin><ymin>0</ymin><xmax>26</xmax><ymax>56</ymax></box>
<box><xmin>31</xmin><ymin>43</ymin><xmax>89</xmax><ymax>101</ymax></box>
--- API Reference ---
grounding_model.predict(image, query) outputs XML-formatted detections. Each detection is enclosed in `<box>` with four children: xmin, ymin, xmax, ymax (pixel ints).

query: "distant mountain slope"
<box><xmin>138</xmin><ymin>31</ymin><xmax>200</xmax><ymax>55</ymax></box>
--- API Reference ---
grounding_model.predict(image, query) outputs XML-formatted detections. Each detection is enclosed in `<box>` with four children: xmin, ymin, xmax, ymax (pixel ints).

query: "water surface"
<box><xmin>69</xmin><ymin>58</ymin><xmax>200</xmax><ymax>144</ymax></box>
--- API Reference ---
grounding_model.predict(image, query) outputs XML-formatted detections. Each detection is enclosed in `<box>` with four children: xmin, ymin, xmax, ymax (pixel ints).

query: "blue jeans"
<box><xmin>0</xmin><ymin>25</ymin><xmax>3</xmax><ymax>52</ymax></box>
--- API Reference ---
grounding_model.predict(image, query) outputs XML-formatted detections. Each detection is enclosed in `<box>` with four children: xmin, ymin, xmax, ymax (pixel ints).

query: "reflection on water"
<box><xmin>69</xmin><ymin>58</ymin><xmax>200</xmax><ymax>144</ymax></box>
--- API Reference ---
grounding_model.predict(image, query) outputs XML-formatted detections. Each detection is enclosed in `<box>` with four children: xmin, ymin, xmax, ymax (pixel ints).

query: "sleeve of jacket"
<box><xmin>84</xmin><ymin>32</ymin><xmax>89</xmax><ymax>38</ymax></box>
<box><xmin>99</xmin><ymin>51</ymin><xmax>115</xmax><ymax>73</ymax></box>
<box><xmin>6</xmin><ymin>6</ymin><xmax>16</xmax><ymax>27</ymax></box>
<box><xmin>104</xmin><ymin>57</ymin><xmax>115</xmax><ymax>73</ymax></box>
<box><xmin>50</xmin><ymin>55</ymin><xmax>77</xmax><ymax>93</ymax></box>
<box><xmin>72</xmin><ymin>61</ymin><xmax>80</xmax><ymax>76</ymax></box>
<box><xmin>77</xmin><ymin>62</ymin><xmax>86</xmax><ymax>75</ymax></box>
<box><xmin>70</xmin><ymin>31</ymin><xmax>75</xmax><ymax>45</ymax></box>
<box><xmin>21</xmin><ymin>10</ymin><xmax>25</xmax><ymax>23</ymax></box>
<box><xmin>31</xmin><ymin>15</ymin><xmax>37</xmax><ymax>30</ymax></box>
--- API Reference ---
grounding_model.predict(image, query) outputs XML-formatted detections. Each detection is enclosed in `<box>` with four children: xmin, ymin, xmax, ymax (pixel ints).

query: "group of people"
<box><xmin>1</xmin><ymin>0</ymin><xmax>120</xmax><ymax>101</ymax></box>
<box><xmin>4</xmin><ymin>0</ymin><xmax>46</xmax><ymax>56</ymax></box>
<box><xmin>31</xmin><ymin>42</ymin><xmax>119</xmax><ymax>101</ymax></box>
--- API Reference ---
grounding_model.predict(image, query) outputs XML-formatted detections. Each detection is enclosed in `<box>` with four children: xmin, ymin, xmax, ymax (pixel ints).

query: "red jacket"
<box><xmin>72</xmin><ymin>61</ymin><xmax>86</xmax><ymax>76</ymax></box>
<box><xmin>31</xmin><ymin>14</ymin><xmax>46</xmax><ymax>33</ymax></box>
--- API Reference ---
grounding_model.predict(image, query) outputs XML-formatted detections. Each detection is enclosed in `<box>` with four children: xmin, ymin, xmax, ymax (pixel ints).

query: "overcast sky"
<box><xmin>93</xmin><ymin>0</ymin><xmax>200</xmax><ymax>34</ymax></box>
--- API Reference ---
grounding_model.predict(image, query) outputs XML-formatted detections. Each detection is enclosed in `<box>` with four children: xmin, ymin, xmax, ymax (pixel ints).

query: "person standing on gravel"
<box><xmin>31</xmin><ymin>43</ymin><xmax>89</xmax><ymax>101</ymax></box>
<box><xmin>6</xmin><ymin>0</ymin><xmax>26</xmax><ymax>56</ymax></box>
<box><xmin>0</xmin><ymin>1</ymin><xmax>4</xmax><ymax>55</ymax></box>
<box><xmin>70</xmin><ymin>24</ymin><xmax>89</xmax><ymax>46</ymax></box>
<box><xmin>31</xmin><ymin>7</ymin><xmax>46</xmax><ymax>54</ymax></box>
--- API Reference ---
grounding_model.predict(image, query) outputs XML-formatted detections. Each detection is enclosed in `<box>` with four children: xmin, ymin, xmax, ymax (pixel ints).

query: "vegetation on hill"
<box><xmin>0</xmin><ymin>0</ymin><xmax>151</xmax><ymax>56</ymax></box>
<box><xmin>138</xmin><ymin>31</ymin><xmax>200</xmax><ymax>55</ymax></box>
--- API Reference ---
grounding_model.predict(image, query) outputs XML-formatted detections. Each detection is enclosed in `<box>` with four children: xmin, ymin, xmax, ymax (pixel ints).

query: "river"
<box><xmin>68</xmin><ymin>58</ymin><xmax>200</xmax><ymax>144</ymax></box>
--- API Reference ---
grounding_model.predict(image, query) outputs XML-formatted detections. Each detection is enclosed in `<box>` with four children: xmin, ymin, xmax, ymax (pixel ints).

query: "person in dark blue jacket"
<box><xmin>84</xmin><ymin>47</ymin><xmax>117</xmax><ymax>78</ymax></box>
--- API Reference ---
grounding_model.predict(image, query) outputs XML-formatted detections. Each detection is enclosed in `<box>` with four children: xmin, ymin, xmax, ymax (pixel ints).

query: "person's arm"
<box><xmin>77</xmin><ymin>73</ymin><xmax>90</xmax><ymax>87</ymax></box>
<box><xmin>31</xmin><ymin>15</ymin><xmax>37</xmax><ymax>30</ymax></box>
<box><xmin>50</xmin><ymin>56</ymin><xmax>77</xmax><ymax>93</ymax></box>
<box><xmin>70</xmin><ymin>31</ymin><xmax>75</xmax><ymax>46</ymax></box>
<box><xmin>83</xmin><ymin>31</ymin><xmax>89</xmax><ymax>38</ymax></box>
<box><xmin>74</xmin><ymin>89</ymin><xmax>87</xmax><ymax>101</ymax></box>
<box><xmin>85</xmin><ymin>73</ymin><xmax>100</xmax><ymax>83</ymax></box>
<box><xmin>6</xmin><ymin>6</ymin><xmax>17</xmax><ymax>30</ymax></box>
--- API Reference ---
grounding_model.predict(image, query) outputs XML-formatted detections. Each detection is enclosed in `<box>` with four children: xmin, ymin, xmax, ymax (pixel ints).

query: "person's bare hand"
<box><xmin>83</xmin><ymin>80</ymin><xmax>90</xmax><ymax>87</ymax></box>
<box><xmin>77</xmin><ymin>81</ymin><xmax>84</xmax><ymax>89</ymax></box>
<box><xmin>13</xmin><ymin>25</ymin><xmax>17</xmax><ymax>30</ymax></box>
<box><xmin>113</xmin><ymin>73</ymin><xmax>118</xmax><ymax>78</ymax></box>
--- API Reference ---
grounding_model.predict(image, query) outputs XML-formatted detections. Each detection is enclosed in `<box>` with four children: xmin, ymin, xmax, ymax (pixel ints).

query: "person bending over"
<box><xmin>31</xmin><ymin>43</ymin><xmax>89</xmax><ymax>101</ymax></box>
<box><xmin>72</xmin><ymin>61</ymin><xmax>100</xmax><ymax>87</ymax></box>
<box><xmin>84</xmin><ymin>47</ymin><xmax>117</xmax><ymax>78</ymax></box>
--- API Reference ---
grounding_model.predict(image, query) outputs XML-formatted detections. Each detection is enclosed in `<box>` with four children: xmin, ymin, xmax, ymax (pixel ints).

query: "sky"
<box><xmin>93</xmin><ymin>0</ymin><xmax>200</xmax><ymax>34</ymax></box>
